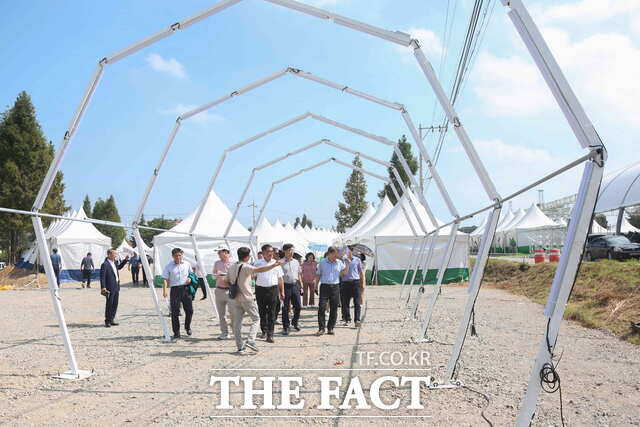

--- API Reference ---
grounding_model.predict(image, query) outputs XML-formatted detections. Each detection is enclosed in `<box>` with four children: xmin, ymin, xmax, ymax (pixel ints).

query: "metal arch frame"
<box><xmin>16</xmin><ymin>0</ymin><xmax>605</xmax><ymax>423</ymax></box>
<box><xmin>28</xmin><ymin>0</ymin><xmax>494</xmax><ymax>379</ymax></box>
<box><xmin>252</xmin><ymin>157</ymin><xmax>405</xmax><ymax>243</ymax></box>
<box><xmin>230</xmin><ymin>138</ymin><xmax>422</xmax><ymax>247</ymax></box>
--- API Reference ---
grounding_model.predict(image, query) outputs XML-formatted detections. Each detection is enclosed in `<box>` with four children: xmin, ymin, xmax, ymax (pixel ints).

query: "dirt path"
<box><xmin>1</xmin><ymin>283</ymin><xmax>638</xmax><ymax>425</ymax></box>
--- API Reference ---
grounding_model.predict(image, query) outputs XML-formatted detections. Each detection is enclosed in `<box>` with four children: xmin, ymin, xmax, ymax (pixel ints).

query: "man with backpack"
<box><xmin>226</xmin><ymin>247</ymin><xmax>284</xmax><ymax>354</ymax></box>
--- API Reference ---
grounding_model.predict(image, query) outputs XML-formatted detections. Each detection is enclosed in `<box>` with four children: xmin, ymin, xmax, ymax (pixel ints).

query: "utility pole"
<box><xmin>246</xmin><ymin>201</ymin><xmax>258</xmax><ymax>229</ymax></box>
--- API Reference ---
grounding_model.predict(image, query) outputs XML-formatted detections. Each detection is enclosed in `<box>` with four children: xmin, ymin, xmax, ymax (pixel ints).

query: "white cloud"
<box><xmin>534</xmin><ymin>0</ymin><xmax>640</xmax><ymax>25</ymax></box>
<box><xmin>471</xmin><ymin>51</ymin><xmax>554</xmax><ymax>117</ymax></box>
<box><xmin>475</xmin><ymin>138</ymin><xmax>555</xmax><ymax>166</ymax></box>
<box><xmin>394</xmin><ymin>27</ymin><xmax>443</xmax><ymax>62</ymax></box>
<box><xmin>145</xmin><ymin>53</ymin><xmax>188</xmax><ymax>79</ymax></box>
<box><xmin>160</xmin><ymin>104</ymin><xmax>224</xmax><ymax>124</ymax></box>
<box><xmin>471</xmin><ymin>25</ymin><xmax>640</xmax><ymax>128</ymax></box>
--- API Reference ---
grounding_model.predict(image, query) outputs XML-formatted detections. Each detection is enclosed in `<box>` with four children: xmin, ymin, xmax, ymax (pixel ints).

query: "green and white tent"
<box><xmin>356</xmin><ymin>191</ymin><xmax>469</xmax><ymax>285</ymax></box>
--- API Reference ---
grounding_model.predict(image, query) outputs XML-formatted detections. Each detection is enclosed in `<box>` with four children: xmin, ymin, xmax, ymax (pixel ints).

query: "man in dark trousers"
<box><xmin>50</xmin><ymin>248</ymin><xmax>62</xmax><ymax>286</ymax></box>
<box><xmin>80</xmin><ymin>252</ymin><xmax>94</xmax><ymax>288</ymax></box>
<box><xmin>100</xmin><ymin>249</ymin><xmax>129</xmax><ymax>327</ymax></box>
<box><xmin>129</xmin><ymin>253</ymin><xmax>141</xmax><ymax>286</ymax></box>
<box><xmin>281</xmin><ymin>243</ymin><xmax>302</xmax><ymax>335</ymax></box>
<box><xmin>161</xmin><ymin>248</ymin><xmax>194</xmax><ymax>339</ymax></box>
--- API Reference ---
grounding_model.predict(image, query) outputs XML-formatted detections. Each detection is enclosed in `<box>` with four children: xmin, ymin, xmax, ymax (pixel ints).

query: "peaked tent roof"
<box><xmin>116</xmin><ymin>238</ymin><xmax>137</xmax><ymax>257</ymax></box>
<box><xmin>495</xmin><ymin>209</ymin><xmax>516</xmax><ymax>233</ymax></box>
<box><xmin>470</xmin><ymin>214</ymin><xmax>489</xmax><ymax>236</ymax></box>
<box><xmin>153</xmin><ymin>190</ymin><xmax>249</xmax><ymax>246</ymax></box>
<box><xmin>347</xmin><ymin>196</ymin><xmax>393</xmax><ymax>241</ymax></box>
<box><xmin>514</xmin><ymin>203</ymin><xmax>558</xmax><ymax>230</ymax></box>
<box><xmin>502</xmin><ymin>208</ymin><xmax>527</xmax><ymax>232</ymax></box>
<box><xmin>343</xmin><ymin>202</ymin><xmax>376</xmax><ymax>240</ymax></box>
<box><xmin>53</xmin><ymin>208</ymin><xmax>111</xmax><ymax>246</ymax></box>
<box><xmin>591</xmin><ymin>220</ymin><xmax>608</xmax><ymax>233</ymax></box>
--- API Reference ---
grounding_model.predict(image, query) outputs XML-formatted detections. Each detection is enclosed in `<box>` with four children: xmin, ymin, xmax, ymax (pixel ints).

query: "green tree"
<box><xmin>595</xmin><ymin>213</ymin><xmax>608</xmax><ymax>230</ymax></box>
<box><xmin>377</xmin><ymin>135</ymin><xmax>418</xmax><ymax>204</ymax></box>
<box><xmin>0</xmin><ymin>91</ymin><xmax>67</xmax><ymax>263</ymax></box>
<box><xmin>92</xmin><ymin>195</ymin><xmax>125</xmax><ymax>246</ymax></box>
<box><xmin>294</xmin><ymin>217</ymin><xmax>301</xmax><ymax>228</ymax></box>
<box><xmin>301</xmin><ymin>214</ymin><xmax>309</xmax><ymax>228</ymax></box>
<box><xmin>335</xmin><ymin>155</ymin><xmax>368</xmax><ymax>232</ymax></box>
<box><xmin>139</xmin><ymin>215</ymin><xmax>176</xmax><ymax>246</ymax></box>
<box><xmin>82</xmin><ymin>195</ymin><xmax>92</xmax><ymax>216</ymax></box>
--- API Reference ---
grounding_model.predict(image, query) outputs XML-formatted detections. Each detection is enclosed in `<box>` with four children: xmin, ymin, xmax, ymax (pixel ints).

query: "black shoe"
<box><xmin>87</xmin><ymin>285</ymin><xmax>91</xmax><ymax>288</ymax></box>
<box><xmin>293</xmin><ymin>324</ymin><xmax>300</xmax><ymax>332</ymax></box>
<box><xmin>316</xmin><ymin>329</ymin><xmax>325</xmax><ymax>336</ymax></box>
<box><xmin>104</xmin><ymin>322</ymin><xmax>111</xmax><ymax>328</ymax></box>
<box><xmin>327</xmin><ymin>330</ymin><xmax>335</xmax><ymax>335</ymax></box>
<box><xmin>258</xmin><ymin>332</ymin><xmax>266</xmax><ymax>339</ymax></box>
<box><xmin>283</xmin><ymin>329</ymin><xmax>289</xmax><ymax>336</ymax></box>
<box><xmin>200</xmin><ymin>296</ymin><xmax>207</xmax><ymax>300</ymax></box>
<box><xmin>186</xmin><ymin>328</ymin><xmax>192</xmax><ymax>336</ymax></box>
<box><xmin>266</xmin><ymin>335</ymin><xmax>274</xmax><ymax>343</ymax></box>
<box><xmin>110</xmin><ymin>322</ymin><xmax>119</xmax><ymax>326</ymax></box>
<box><xmin>173</xmin><ymin>334</ymin><xmax>181</xmax><ymax>340</ymax></box>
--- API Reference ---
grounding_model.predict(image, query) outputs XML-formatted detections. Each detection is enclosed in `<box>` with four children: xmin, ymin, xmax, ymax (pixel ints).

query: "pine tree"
<box><xmin>92</xmin><ymin>195</ymin><xmax>125</xmax><ymax>246</ymax></box>
<box><xmin>0</xmin><ymin>91</ymin><xmax>67</xmax><ymax>262</ymax></box>
<box><xmin>377</xmin><ymin>135</ymin><xmax>417</xmax><ymax>204</ymax></box>
<box><xmin>595</xmin><ymin>213</ymin><xmax>608</xmax><ymax>230</ymax></box>
<box><xmin>335</xmin><ymin>155</ymin><xmax>368</xmax><ymax>232</ymax></box>
<box><xmin>301</xmin><ymin>214</ymin><xmax>309</xmax><ymax>228</ymax></box>
<box><xmin>294</xmin><ymin>217</ymin><xmax>301</xmax><ymax>228</ymax></box>
<box><xmin>82</xmin><ymin>195</ymin><xmax>92</xmax><ymax>216</ymax></box>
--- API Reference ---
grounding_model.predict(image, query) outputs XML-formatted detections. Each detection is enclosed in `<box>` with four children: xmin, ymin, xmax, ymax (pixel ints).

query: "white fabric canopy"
<box><xmin>116</xmin><ymin>238</ymin><xmax>137</xmax><ymax>258</ymax></box>
<box><xmin>152</xmin><ymin>190</ymin><xmax>249</xmax><ymax>282</ymax></box>
<box><xmin>345</xmin><ymin>196</ymin><xmax>393</xmax><ymax>243</ymax></box>
<box><xmin>595</xmin><ymin>160</ymin><xmax>640</xmax><ymax>212</ymax></box>
<box><xmin>620</xmin><ymin>216</ymin><xmax>640</xmax><ymax>233</ymax></box>
<box><xmin>343</xmin><ymin>202</ymin><xmax>376</xmax><ymax>240</ymax></box>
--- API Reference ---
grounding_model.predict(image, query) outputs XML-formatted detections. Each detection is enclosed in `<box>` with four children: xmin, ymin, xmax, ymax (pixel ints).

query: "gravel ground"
<box><xmin>1</xmin><ymin>279</ymin><xmax>638</xmax><ymax>426</ymax></box>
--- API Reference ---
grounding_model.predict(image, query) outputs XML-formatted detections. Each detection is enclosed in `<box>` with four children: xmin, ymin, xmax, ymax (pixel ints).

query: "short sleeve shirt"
<box><xmin>254</xmin><ymin>259</ymin><xmax>283</xmax><ymax>287</ymax></box>
<box><xmin>301</xmin><ymin>261</ymin><xmax>317</xmax><ymax>283</ymax></box>
<box><xmin>227</xmin><ymin>262</ymin><xmax>256</xmax><ymax>301</ymax></box>
<box><xmin>281</xmin><ymin>258</ymin><xmax>300</xmax><ymax>284</ymax></box>
<box><xmin>317</xmin><ymin>258</ymin><xmax>345</xmax><ymax>284</ymax></box>
<box><xmin>342</xmin><ymin>256</ymin><xmax>363</xmax><ymax>281</ymax></box>
<box><xmin>162</xmin><ymin>261</ymin><xmax>192</xmax><ymax>287</ymax></box>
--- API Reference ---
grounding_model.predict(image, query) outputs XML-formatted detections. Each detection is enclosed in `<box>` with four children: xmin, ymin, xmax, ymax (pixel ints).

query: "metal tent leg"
<box><xmin>132</xmin><ymin>228</ymin><xmax>172</xmax><ymax>343</ymax></box>
<box><xmin>190</xmin><ymin>235</ymin><xmax>219</xmax><ymax>320</ymax></box>
<box><xmin>516</xmin><ymin>158</ymin><xmax>603</xmax><ymax>425</ymax></box>
<box><xmin>416</xmin><ymin>223</ymin><xmax>459</xmax><ymax>342</ymax></box>
<box><xmin>32</xmin><ymin>216</ymin><xmax>93</xmax><ymax>379</ymax></box>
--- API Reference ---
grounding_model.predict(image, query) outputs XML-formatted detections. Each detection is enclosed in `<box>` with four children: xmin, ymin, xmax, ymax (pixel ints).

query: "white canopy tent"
<box><xmin>359</xmin><ymin>192</ymin><xmax>469</xmax><ymax>285</ymax></box>
<box><xmin>595</xmin><ymin>160</ymin><xmax>640</xmax><ymax>213</ymax></box>
<box><xmin>47</xmin><ymin>208</ymin><xmax>111</xmax><ymax>282</ymax></box>
<box><xmin>152</xmin><ymin>190</ymin><xmax>249</xmax><ymax>286</ymax></box>
<box><xmin>510</xmin><ymin>204</ymin><xmax>564</xmax><ymax>253</ymax></box>
<box><xmin>344</xmin><ymin>196</ymin><xmax>393</xmax><ymax>245</ymax></box>
<box><xmin>620</xmin><ymin>216</ymin><xmax>640</xmax><ymax>233</ymax></box>
<box><xmin>116</xmin><ymin>238</ymin><xmax>137</xmax><ymax>259</ymax></box>
<box><xmin>342</xmin><ymin>202</ymin><xmax>376</xmax><ymax>241</ymax></box>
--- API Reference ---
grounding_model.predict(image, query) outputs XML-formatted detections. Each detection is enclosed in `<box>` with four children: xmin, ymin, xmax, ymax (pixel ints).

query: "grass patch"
<box><xmin>479</xmin><ymin>258</ymin><xmax>640</xmax><ymax>345</ymax></box>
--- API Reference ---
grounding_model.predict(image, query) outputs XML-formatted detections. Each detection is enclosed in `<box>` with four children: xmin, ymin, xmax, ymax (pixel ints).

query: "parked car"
<box><xmin>584</xmin><ymin>235</ymin><xmax>640</xmax><ymax>261</ymax></box>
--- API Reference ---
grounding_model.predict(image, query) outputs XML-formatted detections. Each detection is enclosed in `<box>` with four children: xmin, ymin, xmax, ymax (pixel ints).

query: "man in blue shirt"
<box><xmin>340</xmin><ymin>247</ymin><xmax>365</xmax><ymax>328</ymax></box>
<box><xmin>50</xmin><ymin>248</ymin><xmax>62</xmax><ymax>286</ymax></box>
<box><xmin>129</xmin><ymin>254</ymin><xmax>141</xmax><ymax>286</ymax></box>
<box><xmin>314</xmin><ymin>246</ymin><xmax>349</xmax><ymax>336</ymax></box>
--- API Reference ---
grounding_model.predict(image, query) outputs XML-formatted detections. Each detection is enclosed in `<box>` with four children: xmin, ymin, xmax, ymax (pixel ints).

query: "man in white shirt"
<box><xmin>162</xmin><ymin>248</ymin><xmax>193</xmax><ymax>340</ymax></box>
<box><xmin>254</xmin><ymin>244</ymin><xmax>284</xmax><ymax>343</ymax></box>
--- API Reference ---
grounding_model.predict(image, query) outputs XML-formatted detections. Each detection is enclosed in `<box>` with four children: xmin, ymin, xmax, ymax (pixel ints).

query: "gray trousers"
<box><xmin>214</xmin><ymin>287</ymin><xmax>232</xmax><ymax>335</ymax></box>
<box><xmin>229</xmin><ymin>298</ymin><xmax>260</xmax><ymax>350</ymax></box>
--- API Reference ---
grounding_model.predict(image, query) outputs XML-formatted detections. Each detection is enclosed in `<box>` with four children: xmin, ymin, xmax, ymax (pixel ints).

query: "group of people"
<box><xmin>85</xmin><ymin>241</ymin><xmax>365</xmax><ymax>354</ymax></box>
<box><xmin>158</xmin><ymin>243</ymin><xmax>366</xmax><ymax>354</ymax></box>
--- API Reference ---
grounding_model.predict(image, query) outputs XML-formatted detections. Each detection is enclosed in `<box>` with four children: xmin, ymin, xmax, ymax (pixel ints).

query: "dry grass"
<box><xmin>479</xmin><ymin>258</ymin><xmax>640</xmax><ymax>345</ymax></box>
<box><xmin>0</xmin><ymin>265</ymin><xmax>44</xmax><ymax>289</ymax></box>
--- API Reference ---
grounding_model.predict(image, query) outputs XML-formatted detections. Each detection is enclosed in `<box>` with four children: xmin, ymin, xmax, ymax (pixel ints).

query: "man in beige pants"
<box><xmin>227</xmin><ymin>247</ymin><xmax>283</xmax><ymax>354</ymax></box>
<box><xmin>213</xmin><ymin>249</ymin><xmax>233</xmax><ymax>339</ymax></box>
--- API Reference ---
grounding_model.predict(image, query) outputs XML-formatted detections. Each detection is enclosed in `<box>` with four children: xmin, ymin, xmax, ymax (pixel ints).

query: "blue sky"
<box><xmin>2</xmin><ymin>0</ymin><xmax>639</xmax><ymax>228</ymax></box>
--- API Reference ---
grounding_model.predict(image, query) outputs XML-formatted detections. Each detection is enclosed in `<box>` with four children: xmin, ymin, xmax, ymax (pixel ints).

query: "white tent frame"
<box><xmin>124</xmin><ymin>64</ymin><xmax>462</xmax><ymax>323</ymax></box>
<box><xmin>9</xmin><ymin>0</ymin><xmax>604</xmax><ymax>422</ymax></box>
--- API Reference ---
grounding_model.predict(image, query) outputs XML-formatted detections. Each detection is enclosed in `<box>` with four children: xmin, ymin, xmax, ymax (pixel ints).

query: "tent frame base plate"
<box><xmin>428</xmin><ymin>380</ymin><xmax>463</xmax><ymax>390</ymax></box>
<box><xmin>54</xmin><ymin>369</ymin><xmax>94</xmax><ymax>380</ymax></box>
<box><xmin>412</xmin><ymin>336</ymin><xmax>434</xmax><ymax>344</ymax></box>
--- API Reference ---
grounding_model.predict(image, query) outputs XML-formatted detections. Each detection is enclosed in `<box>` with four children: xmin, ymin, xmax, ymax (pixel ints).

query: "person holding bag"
<box><xmin>226</xmin><ymin>247</ymin><xmax>284</xmax><ymax>354</ymax></box>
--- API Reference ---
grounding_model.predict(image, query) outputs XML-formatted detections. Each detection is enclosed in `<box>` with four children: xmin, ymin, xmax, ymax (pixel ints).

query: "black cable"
<box><xmin>462</xmin><ymin>385</ymin><xmax>494</xmax><ymax>427</ymax></box>
<box><xmin>470</xmin><ymin>307</ymin><xmax>477</xmax><ymax>336</ymax></box>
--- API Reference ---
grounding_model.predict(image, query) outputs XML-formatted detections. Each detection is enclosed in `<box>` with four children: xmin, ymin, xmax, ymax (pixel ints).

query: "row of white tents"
<box><xmin>342</xmin><ymin>192</ymin><xmax>470</xmax><ymax>285</ymax></box>
<box><xmin>150</xmin><ymin>191</ymin><xmax>340</xmax><ymax>286</ymax></box>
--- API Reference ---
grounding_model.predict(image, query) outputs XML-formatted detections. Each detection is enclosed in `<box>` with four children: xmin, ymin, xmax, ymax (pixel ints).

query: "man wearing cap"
<box><xmin>213</xmin><ymin>248</ymin><xmax>234</xmax><ymax>339</ymax></box>
<box><xmin>281</xmin><ymin>243</ymin><xmax>303</xmax><ymax>335</ymax></box>
<box><xmin>315</xmin><ymin>246</ymin><xmax>350</xmax><ymax>336</ymax></box>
